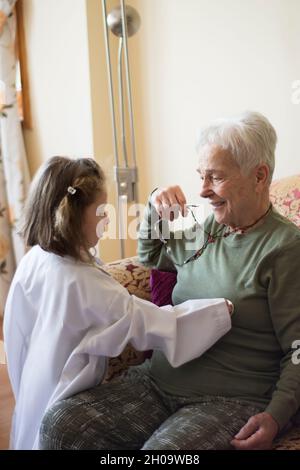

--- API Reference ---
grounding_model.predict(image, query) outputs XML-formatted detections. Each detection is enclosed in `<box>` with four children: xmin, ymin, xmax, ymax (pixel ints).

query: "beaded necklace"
<box><xmin>184</xmin><ymin>203</ymin><xmax>272</xmax><ymax>264</ymax></box>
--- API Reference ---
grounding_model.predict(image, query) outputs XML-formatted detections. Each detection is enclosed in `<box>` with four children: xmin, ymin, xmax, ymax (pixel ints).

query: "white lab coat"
<box><xmin>3</xmin><ymin>245</ymin><xmax>231</xmax><ymax>450</ymax></box>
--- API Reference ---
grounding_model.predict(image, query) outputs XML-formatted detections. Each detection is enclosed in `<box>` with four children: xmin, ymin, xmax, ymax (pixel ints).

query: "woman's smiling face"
<box><xmin>197</xmin><ymin>145</ymin><xmax>260</xmax><ymax>228</ymax></box>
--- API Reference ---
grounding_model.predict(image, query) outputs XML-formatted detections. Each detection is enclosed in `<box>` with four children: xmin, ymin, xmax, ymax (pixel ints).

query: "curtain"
<box><xmin>0</xmin><ymin>0</ymin><xmax>30</xmax><ymax>316</ymax></box>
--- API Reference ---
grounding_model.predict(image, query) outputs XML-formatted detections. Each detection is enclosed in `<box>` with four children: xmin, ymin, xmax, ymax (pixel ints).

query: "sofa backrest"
<box><xmin>270</xmin><ymin>174</ymin><xmax>300</xmax><ymax>229</ymax></box>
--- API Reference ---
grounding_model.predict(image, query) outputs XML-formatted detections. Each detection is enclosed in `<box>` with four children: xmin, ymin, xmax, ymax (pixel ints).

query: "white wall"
<box><xmin>22</xmin><ymin>0</ymin><xmax>93</xmax><ymax>174</ymax></box>
<box><xmin>21</xmin><ymin>0</ymin><xmax>138</xmax><ymax>261</ymax></box>
<box><xmin>20</xmin><ymin>0</ymin><xmax>300</xmax><ymax>258</ymax></box>
<box><xmin>131</xmin><ymin>0</ymin><xmax>300</xmax><ymax>204</ymax></box>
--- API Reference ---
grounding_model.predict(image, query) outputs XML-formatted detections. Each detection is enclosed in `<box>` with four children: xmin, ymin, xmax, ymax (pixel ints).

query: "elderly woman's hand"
<box><xmin>225</xmin><ymin>300</ymin><xmax>234</xmax><ymax>316</ymax></box>
<box><xmin>230</xmin><ymin>412</ymin><xmax>279</xmax><ymax>450</ymax></box>
<box><xmin>151</xmin><ymin>186</ymin><xmax>187</xmax><ymax>221</ymax></box>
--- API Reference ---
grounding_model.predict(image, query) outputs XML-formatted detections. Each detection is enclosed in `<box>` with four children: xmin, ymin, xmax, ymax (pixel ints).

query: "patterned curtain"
<box><xmin>0</xmin><ymin>0</ymin><xmax>30</xmax><ymax>316</ymax></box>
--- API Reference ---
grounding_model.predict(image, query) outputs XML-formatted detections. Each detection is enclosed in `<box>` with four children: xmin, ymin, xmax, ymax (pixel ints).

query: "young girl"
<box><xmin>3</xmin><ymin>156</ymin><xmax>232</xmax><ymax>450</ymax></box>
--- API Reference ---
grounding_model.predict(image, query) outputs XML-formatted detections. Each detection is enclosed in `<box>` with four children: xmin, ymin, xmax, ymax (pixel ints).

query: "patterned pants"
<box><xmin>39</xmin><ymin>368</ymin><xmax>263</xmax><ymax>450</ymax></box>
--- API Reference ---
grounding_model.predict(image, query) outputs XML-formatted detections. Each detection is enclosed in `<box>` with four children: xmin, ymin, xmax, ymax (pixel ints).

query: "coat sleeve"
<box><xmin>47</xmin><ymin>266</ymin><xmax>231</xmax><ymax>407</ymax></box>
<box><xmin>63</xmin><ymin>267</ymin><xmax>231</xmax><ymax>369</ymax></box>
<box><xmin>82</xmin><ymin>294</ymin><xmax>231</xmax><ymax>368</ymax></box>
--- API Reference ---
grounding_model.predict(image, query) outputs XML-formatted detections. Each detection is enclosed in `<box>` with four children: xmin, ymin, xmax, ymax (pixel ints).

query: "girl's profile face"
<box><xmin>82</xmin><ymin>190</ymin><xmax>109</xmax><ymax>248</ymax></box>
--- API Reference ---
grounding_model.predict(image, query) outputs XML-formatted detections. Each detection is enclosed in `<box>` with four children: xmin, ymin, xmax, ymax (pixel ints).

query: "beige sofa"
<box><xmin>103</xmin><ymin>174</ymin><xmax>300</xmax><ymax>450</ymax></box>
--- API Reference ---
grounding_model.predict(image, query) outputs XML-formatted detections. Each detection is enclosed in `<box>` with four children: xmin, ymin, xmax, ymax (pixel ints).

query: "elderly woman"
<box><xmin>40</xmin><ymin>111</ymin><xmax>300</xmax><ymax>450</ymax></box>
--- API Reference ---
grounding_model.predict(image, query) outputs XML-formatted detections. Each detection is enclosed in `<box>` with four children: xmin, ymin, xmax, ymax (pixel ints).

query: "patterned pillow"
<box><xmin>270</xmin><ymin>175</ymin><xmax>300</xmax><ymax>229</ymax></box>
<box><xmin>102</xmin><ymin>256</ymin><xmax>151</xmax><ymax>301</ymax></box>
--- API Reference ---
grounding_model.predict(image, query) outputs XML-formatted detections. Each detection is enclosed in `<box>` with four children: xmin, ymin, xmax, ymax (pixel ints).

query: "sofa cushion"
<box><xmin>150</xmin><ymin>269</ymin><xmax>177</xmax><ymax>306</ymax></box>
<box><xmin>102</xmin><ymin>256</ymin><xmax>151</xmax><ymax>301</ymax></box>
<box><xmin>270</xmin><ymin>174</ymin><xmax>300</xmax><ymax>228</ymax></box>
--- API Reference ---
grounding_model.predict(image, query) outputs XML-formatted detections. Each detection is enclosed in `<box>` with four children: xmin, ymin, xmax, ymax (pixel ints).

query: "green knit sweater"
<box><xmin>138</xmin><ymin>200</ymin><xmax>300</xmax><ymax>430</ymax></box>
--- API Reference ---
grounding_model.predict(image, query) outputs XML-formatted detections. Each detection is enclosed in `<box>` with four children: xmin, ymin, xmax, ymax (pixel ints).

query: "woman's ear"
<box><xmin>255</xmin><ymin>164</ymin><xmax>269</xmax><ymax>186</ymax></box>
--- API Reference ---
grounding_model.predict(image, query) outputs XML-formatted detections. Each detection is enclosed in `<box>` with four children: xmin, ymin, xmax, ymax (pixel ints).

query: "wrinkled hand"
<box><xmin>151</xmin><ymin>186</ymin><xmax>187</xmax><ymax>221</ymax></box>
<box><xmin>231</xmin><ymin>412</ymin><xmax>279</xmax><ymax>450</ymax></box>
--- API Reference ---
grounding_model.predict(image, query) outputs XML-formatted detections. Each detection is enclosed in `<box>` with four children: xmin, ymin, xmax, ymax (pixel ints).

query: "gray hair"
<box><xmin>196</xmin><ymin>111</ymin><xmax>277</xmax><ymax>183</ymax></box>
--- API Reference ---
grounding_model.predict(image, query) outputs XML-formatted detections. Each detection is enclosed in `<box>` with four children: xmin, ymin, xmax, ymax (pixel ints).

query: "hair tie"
<box><xmin>67</xmin><ymin>186</ymin><xmax>76</xmax><ymax>195</ymax></box>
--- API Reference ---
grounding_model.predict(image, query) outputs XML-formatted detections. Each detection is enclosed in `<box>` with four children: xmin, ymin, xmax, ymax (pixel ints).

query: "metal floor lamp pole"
<box><xmin>101</xmin><ymin>0</ymin><xmax>140</xmax><ymax>259</ymax></box>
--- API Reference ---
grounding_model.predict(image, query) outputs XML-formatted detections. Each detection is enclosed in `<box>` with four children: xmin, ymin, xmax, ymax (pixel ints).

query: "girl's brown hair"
<box><xmin>22</xmin><ymin>156</ymin><xmax>106</xmax><ymax>262</ymax></box>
